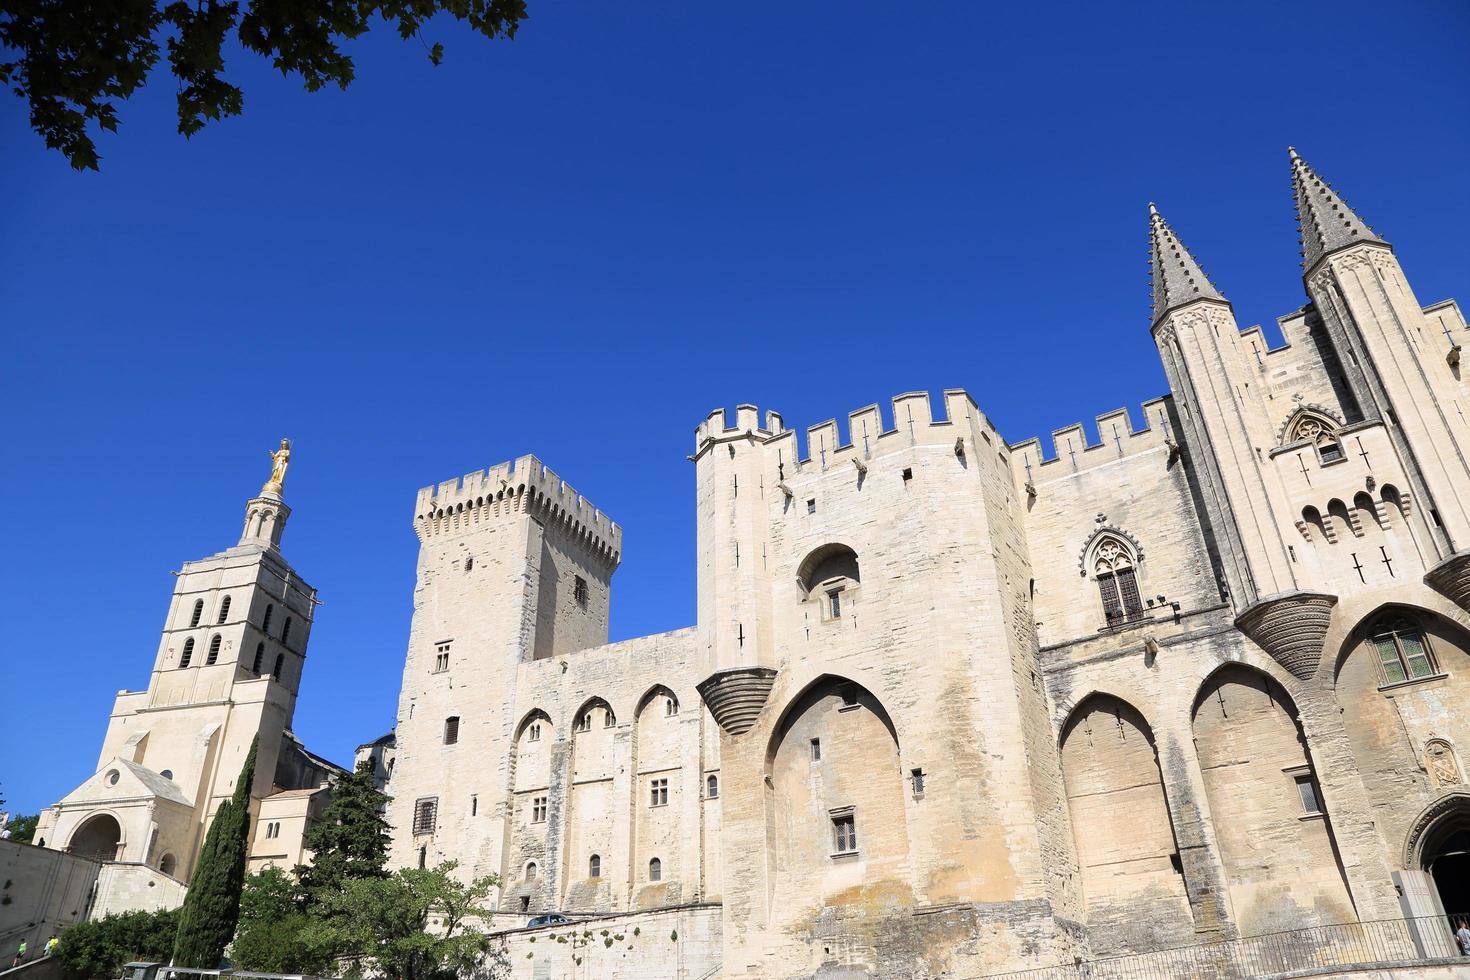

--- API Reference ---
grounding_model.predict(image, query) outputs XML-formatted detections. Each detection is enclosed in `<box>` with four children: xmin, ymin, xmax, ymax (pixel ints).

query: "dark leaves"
<box><xmin>0</xmin><ymin>0</ymin><xmax>530</xmax><ymax>168</ymax></box>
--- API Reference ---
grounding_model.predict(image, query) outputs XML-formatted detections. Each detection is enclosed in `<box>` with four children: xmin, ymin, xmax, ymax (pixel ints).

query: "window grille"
<box><xmin>190</xmin><ymin>599</ymin><xmax>204</xmax><ymax>628</ymax></box>
<box><xmin>832</xmin><ymin>814</ymin><xmax>858</xmax><ymax>853</ymax></box>
<box><xmin>412</xmin><ymin>797</ymin><xmax>438</xmax><ymax>836</ymax></box>
<box><xmin>180</xmin><ymin>638</ymin><xmax>194</xmax><ymax>668</ymax></box>
<box><xmin>207</xmin><ymin>635</ymin><xmax>222</xmax><ymax>665</ymax></box>
<box><xmin>217</xmin><ymin>596</ymin><xmax>231</xmax><ymax>624</ymax></box>
<box><xmin>444</xmin><ymin>716</ymin><xmax>460</xmax><ymax>745</ymax></box>
<box><xmin>574</xmin><ymin>576</ymin><xmax>589</xmax><ymax>608</ymax></box>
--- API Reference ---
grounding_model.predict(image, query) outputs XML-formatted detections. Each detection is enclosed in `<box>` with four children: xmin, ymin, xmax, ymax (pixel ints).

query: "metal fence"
<box><xmin>977</xmin><ymin>913</ymin><xmax>1467</xmax><ymax>980</ymax></box>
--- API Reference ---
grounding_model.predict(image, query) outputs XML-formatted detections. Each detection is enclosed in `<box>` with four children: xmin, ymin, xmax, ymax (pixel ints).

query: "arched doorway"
<box><xmin>68</xmin><ymin>813</ymin><xmax>122</xmax><ymax>861</ymax></box>
<box><xmin>1406</xmin><ymin>793</ymin><xmax>1470</xmax><ymax>917</ymax></box>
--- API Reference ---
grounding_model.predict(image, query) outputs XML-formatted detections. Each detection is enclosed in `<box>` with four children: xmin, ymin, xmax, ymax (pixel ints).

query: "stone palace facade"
<box><xmin>32</xmin><ymin>149</ymin><xmax>1470</xmax><ymax>978</ymax></box>
<box><xmin>382</xmin><ymin>150</ymin><xmax>1470</xmax><ymax>977</ymax></box>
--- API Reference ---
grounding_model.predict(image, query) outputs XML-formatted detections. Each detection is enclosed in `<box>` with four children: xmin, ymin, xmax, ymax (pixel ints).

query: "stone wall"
<box><xmin>0</xmin><ymin>841</ymin><xmax>99</xmax><ymax>958</ymax></box>
<box><xmin>499</xmin><ymin>904</ymin><xmax>721</xmax><ymax>980</ymax></box>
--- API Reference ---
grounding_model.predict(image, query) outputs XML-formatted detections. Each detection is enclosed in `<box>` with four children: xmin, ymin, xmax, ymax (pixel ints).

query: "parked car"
<box><xmin>525</xmin><ymin>913</ymin><xmax>572</xmax><ymax>929</ymax></box>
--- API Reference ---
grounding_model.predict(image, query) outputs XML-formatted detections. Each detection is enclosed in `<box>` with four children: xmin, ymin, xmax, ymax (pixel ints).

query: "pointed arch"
<box><xmin>1279</xmin><ymin>406</ymin><xmax>1346</xmax><ymax>463</ymax></box>
<box><xmin>1075</xmin><ymin>525</ymin><xmax>1145</xmax><ymax>577</ymax></box>
<box><xmin>635</xmin><ymin>684</ymin><xmax>680</xmax><ymax>719</ymax></box>
<box><xmin>514</xmin><ymin>708</ymin><xmax>552</xmax><ymax>743</ymax></box>
<box><xmin>572</xmin><ymin>696</ymin><xmax>615</xmax><ymax>733</ymax></box>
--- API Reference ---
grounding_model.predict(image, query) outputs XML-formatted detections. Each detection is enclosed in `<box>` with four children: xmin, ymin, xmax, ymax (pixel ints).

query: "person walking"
<box><xmin>12</xmin><ymin>939</ymin><xmax>27</xmax><ymax>968</ymax></box>
<box><xmin>44</xmin><ymin>935</ymin><xmax>59</xmax><ymax>958</ymax></box>
<box><xmin>1456</xmin><ymin>918</ymin><xmax>1470</xmax><ymax>956</ymax></box>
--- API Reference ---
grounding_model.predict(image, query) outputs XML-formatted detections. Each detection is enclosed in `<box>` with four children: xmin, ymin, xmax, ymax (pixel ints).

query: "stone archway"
<box><xmin>1404</xmin><ymin>792</ymin><xmax>1470</xmax><ymax>916</ymax></box>
<box><xmin>68</xmin><ymin>813</ymin><xmax>123</xmax><ymax>861</ymax></box>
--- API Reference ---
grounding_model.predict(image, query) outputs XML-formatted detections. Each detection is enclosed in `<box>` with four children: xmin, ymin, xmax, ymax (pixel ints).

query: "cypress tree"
<box><xmin>298</xmin><ymin>759</ymin><xmax>391</xmax><ymax>905</ymax></box>
<box><xmin>172</xmin><ymin>736</ymin><xmax>258</xmax><ymax>968</ymax></box>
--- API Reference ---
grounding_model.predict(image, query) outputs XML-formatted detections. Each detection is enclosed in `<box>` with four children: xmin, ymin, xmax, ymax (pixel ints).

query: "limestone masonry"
<box><xmin>36</xmin><ymin>150</ymin><xmax>1470</xmax><ymax>978</ymax></box>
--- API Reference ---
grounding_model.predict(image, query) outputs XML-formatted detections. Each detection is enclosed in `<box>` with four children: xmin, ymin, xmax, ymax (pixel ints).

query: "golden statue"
<box><xmin>262</xmin><ymin>438</ymin><xmax>291</xmax><ymax>495</ymax></box>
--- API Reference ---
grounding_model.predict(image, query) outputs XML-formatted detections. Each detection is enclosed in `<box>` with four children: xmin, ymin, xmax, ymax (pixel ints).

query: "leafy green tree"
<box><xmin>171</xmin><ymin>737</ymin><xmax>257</xmax><ymax>968</ymax></box>
<box><xmin>56</xmin><ymin>908</ymin><xmax>180</xmax><ymax>979</ymax></box>
<box><xmin>6</xmin><ymin>814</ymin><xmax>38</xmax><ymax>844</ymax></box>
<box><xmin>0</xmin><ymin>0</ymin><xmax>528</xmax><ymax>170</ymax></box>
<box><xmin>230</xmin><ymin>867</ymin><xmax>328</xmax><ymax>975</ymax></box>
<box><xmin>306</xmin><ymin>861</ymin><xmax>507</xmax><ymax>980</ymax></box>
<box><xmin>297</xmin><ymin>759</ymin><xmax>391</xmax><ymax>904</ymax></box>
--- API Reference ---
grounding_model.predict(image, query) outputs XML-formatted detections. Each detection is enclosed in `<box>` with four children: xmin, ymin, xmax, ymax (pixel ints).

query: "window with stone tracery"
<box><xmin>1288</xmin><ymin>412</ymin><xmax>1344</xmax><ymax>465</ymax></box>
<box><xmin>1092</xmin><ymin>535</ymin><xmax>1144</xmax><ymax>628</ymax></box>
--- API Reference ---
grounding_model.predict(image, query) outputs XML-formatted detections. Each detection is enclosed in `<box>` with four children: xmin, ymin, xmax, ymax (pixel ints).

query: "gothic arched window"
<box><xmin>217</xmin><ymin>595</ymin><xmax>231</xmax><ymax>624</ymax></box>
<box><xmin>1371</xmin><ymin>617</ymin><xmax>1437</xmax><ymax>684</ymax></box>
<box><xmin>206</xmin><ymin>634</ymin><xmax>222</xmax><ymax>665</ymax></box>
<box><xmin>190</xmin><ymin>599</ymin><xmax>204</xmax><ymax>628</ymax></box>
<box><xmin>180</xmin><ymin>638</ymin><xmax>194</xmax><ymax>668</ymax></box>
<box><xmin>1288</xmin><ymin>412</ymin><xmax>1345</xmax><ymax>465</ymax></box>
<box><xmin>1091</xmin><ymin>535</ymin><xmax>1143</xmax><ymax>627</ymax></box>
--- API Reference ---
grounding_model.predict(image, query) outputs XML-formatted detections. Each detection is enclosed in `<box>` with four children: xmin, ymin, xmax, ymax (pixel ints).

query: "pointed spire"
<box><xmin>1149</xmin><ymin>203</ymin><xmax>1226</xmax><ymax>325</ymax></box>
<box><xmin>1289</xmin><ymin>147</ymin><xmax>1382</xmax><ymax>272</ymax></box>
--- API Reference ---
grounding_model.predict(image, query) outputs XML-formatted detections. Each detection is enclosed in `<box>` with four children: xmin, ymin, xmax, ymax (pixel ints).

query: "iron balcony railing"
<box><xmin>973</xmin><ymin>913</ymin><xmax>1467</xmax><ymax>980</ymax></box>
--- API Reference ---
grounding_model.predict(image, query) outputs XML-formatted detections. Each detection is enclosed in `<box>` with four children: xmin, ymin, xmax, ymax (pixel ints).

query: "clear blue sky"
<box><xmin>2</xmin><ymin>1</ymin><xmax>1467</xmax><ymax>814</ymax></box>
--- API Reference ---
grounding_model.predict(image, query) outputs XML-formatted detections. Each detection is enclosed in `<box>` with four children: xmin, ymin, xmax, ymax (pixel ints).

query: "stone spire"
<box><xmin>1148</xmin><ymin>203</ymin><xmax>1225</xmax><ymax>325</ymax></box>
<box><xmin>1289</xmin><ymin>147</ymin><xmax>1382</xmax><ymax>272</ymax></box>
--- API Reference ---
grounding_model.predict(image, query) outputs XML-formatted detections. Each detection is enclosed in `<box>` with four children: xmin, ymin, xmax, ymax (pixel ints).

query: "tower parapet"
<box><xmin>412</xmin><ymin>454</ymin><xmax>621</xmax><ymax>567</ymax></box>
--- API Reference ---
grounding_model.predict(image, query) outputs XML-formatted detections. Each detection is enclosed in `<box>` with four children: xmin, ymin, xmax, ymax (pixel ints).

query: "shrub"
<box><xmin>57</xmin><ymin>908</ymin><xmax>180</xmax><ymax>979</ymax></box>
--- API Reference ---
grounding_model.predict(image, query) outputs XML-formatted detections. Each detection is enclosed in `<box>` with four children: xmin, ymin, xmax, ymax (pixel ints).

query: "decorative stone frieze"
<box><xmin>1424</xmin><ymin>550</ymin><xmax>1470</xmax><ymax>614</ymax></box>
<box><xmin>697</xmin><ymin>666</ymin><xmax>778</xmax><ymax>736</ymax></box>
<box><xmin>1234</xmin><ymin>591</ymin><xmax>1339</xmax><ymax>681</ymax></box>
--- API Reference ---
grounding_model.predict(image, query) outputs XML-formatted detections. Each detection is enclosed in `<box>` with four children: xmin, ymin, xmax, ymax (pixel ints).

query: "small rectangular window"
<box><xmin>901</xmin><ymin>468</ymin><xmax>913</xmax><ymax>483</ymax></box>
<box><xmin>832</xmin><ymin>813</ymin><xmax>857</xmax><ymax>854</ymax></box>
<box><xmin>650</xmin><ymin>778</ymin><xmax>669</xmax><ymax>807</ymax></box>
<box><xmin>911</xmin><ymin>768</ymin><xmax>925</xmax><ymax>795</ymax></box>
<box><xmin>810</xmin><ymin>738</ymin><xmax>821</xmax><ymax>761</ymax></box>
<box><xmin>828</xmin><ymin>590</ymin><xmax>842</xmax><ymax>618</ymax></box>
<box><xmin>806</xmin><ymin>498</ymin><xmax>817</xmax><ymax>515</ymax></box>
<box><xmin>470</xmin><ymin>794</ymin><xmax>478</xmax><ymax>817</ymax></box>
<box><xmin>412</xmin><ymin>797</ymin><xmax>438</xmax><ymax>836</ymax></box>
<box><xmin>532</xmin><ymin>796</ymin><xmax>547</xmax><ymax>823</ymax></box>
<box><xmin>1292</xmin><ymin>773</ymin><xmax>1322</xmax><ymax>814</ymax></box>
<box><xmin>574</xmin><ymin>575</ymin><xmax>589</xmax><ymax>608</ymax></box>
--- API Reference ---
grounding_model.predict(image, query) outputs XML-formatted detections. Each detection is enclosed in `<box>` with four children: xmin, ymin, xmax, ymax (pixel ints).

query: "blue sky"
<box><xmin>2</xmin><ymin>1</ymin><xmax>1467</xmax><ymax>814</ymax></box>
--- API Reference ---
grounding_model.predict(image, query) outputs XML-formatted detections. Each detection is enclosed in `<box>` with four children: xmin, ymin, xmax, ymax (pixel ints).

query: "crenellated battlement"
<box><xmin>413</xmin><ymin>454</ymin><xmax>621</xmax><ymax>565</ymax></box>
<box><xmin>693</xmin><ymin>389</ymin><xmax>1010</xmax><ymax>470</ymax></box>
<box><xmin>1008</xmin><ymin>396</ymin><xmax>1175</xmax><ymax>483</ymax></box>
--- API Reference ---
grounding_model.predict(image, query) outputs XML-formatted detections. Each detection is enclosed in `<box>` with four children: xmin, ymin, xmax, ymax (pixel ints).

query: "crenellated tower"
<box><xmin>385</xmin><ymin>456</ymin><xmax>621</xmax><ymax>903</ymax></box>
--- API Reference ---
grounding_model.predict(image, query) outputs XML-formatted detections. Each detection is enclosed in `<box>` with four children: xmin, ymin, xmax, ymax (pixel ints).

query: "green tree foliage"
<box><xmin>171</xmin><ymin>737</ymin><xmax>257</xmax><ymax>968</ymax></box>
<box><xmin>4</xmin><ymin>813</ymin><xmax>38</xmax><ymax>844</ymax></box>
<box><xmin>306</xmin><ymin>861</ymin><xmax>507</xmax><ymax>980</ymax></box>
<box><xmin>297</xmin><ymin>759</ymin><xmax>391</xmax><ymax>904</ymax></box>
<box><xmin>230</xmin><ymin>867</ymin><xmax>328</xmax><ymax>975</ymax></box>
<box><xmin>0</xmin><ymin>0</ymin><xmax>529</xmax><ymax>170</ymax></box>
<box><xmin>56</xmin><ymin>908</ymin><xmax>180</xmax><ymax>980</ymax></box>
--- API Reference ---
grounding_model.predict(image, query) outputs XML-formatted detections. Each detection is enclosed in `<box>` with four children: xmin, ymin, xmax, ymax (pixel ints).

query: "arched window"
<box><xmin>252</xmin><ymin>643</ymin><xmax>265</xmax><ymax>674</ymax></box>
<box><xmin>1371</xmin><ymin>617</ymin><xmax>1437</xmax><ymax>684</ymax></box>
<box><xmin>272</xmin><ymin>653</ymin><xmax>285</xmax><ymax>681</ymax></box>
<box><xmin>798</xmin><ymin>545</ymin><xmax>860</xmax><ymax>620</ymax></box>
<box><xmin>180</xmin><ymin>638</ymin><xmax>194</xmax><ymax>668</ymax></box>
<box><xmin>706</xmin><ymin>774</ymin><xmax>719</xmax><ymax>799</ymax></box>
<box><xmin>217</xmin><ymin>596</ymin><xmax>231</xmax><ymax>623</ymax></box>
<box><xmin>589</xmin><ymin>854</ymin><xmax>601</xmax><ymax>878</ymax></box>
<box><xmin>1091</xmin><ymin>535</ymin><xmax>1143</xmax><ymax>627</ymax></box>
<box><xmin>190</xmin><ymin>599</ymin><xmax>204</xmax><ymax>628</ymax></box>
<box><xmin>665</xmin><ymin>696</ymin><xmax>678</xmax><ymax>717</ymax></box>
<box><xmin>159</xmin><ymin>853</ymin><xmax>176</xmax><ymax>876</ymax></box>
<box><xmin>648</xmin><ymin>857</ymin><xmax>662</xmax><ymax>881</ymax></box>
<box><xmin>262</xmin><ymin>605</ymin><xmax>274</xmax><ymax>634</ymax></box>
<box><xmin>207</xmin><ymin>635</ymin><xmax>222</xmax><ymax>665</ymax></box>
<box><xmin>525</xmin><ymin>862</ymin><xmax>538</xmax><ymax>881</ymax></box>
<box><xmin>281</xmin><ymin>617</ymin><xmax>293</xmax><ymax>644</ymax></box>
<box><xmin>1287</xmin><ymin>411</ymin><xmax>1344</xmax><ymax>464</ymax></box>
